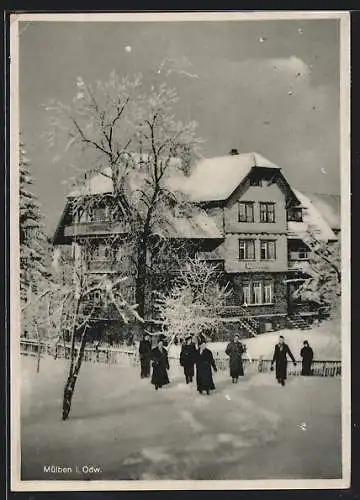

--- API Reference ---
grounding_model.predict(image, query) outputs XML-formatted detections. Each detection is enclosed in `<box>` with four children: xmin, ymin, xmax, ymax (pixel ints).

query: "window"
<box><xmin>243</xmin><ymin>283</ymin><xmax>251</xmax><ymax>305</ymax></box>
<box><xmin>250</xmin><ymin>177</ymin><xmax>261</xmax><ymax>186</ymax></box>
<box><xmin>93</xmin><ymin>207</ymin><xmax>109</xmax><ymax>222</ymax></box>
<box><xmin>71</xmin><ymin>207</ymin><xmax>81</xmax><ymax>224</ymax></box>
<box><xmin>253</xmin><ymin>281</ymin><xmax>262</xmax><ymax>304</ymax></box>
<box><xmin>260</xmin><ymin>240</ymin><xmax>276</xmax><ymax>260</ymax></box>
<box><xmin>241</xmin><ymin>280</ymin><xmax>274</xmax><ymax>305</ymax></box>
<box><xmin>87</xmin><ymin>242</ymin><xmax>112</xmax><ymax>261</ymax></box>
<box><xmin>239</xmin><ymin>239</ymin><xmax>255</xmax><ymax>260</ymax></box>
<box><xmin>298</xmin><ymin>247</ymin><xmax>309</xmax><ymax>260</ymax></box>
<box><xmin>238</xmin><ymin>202</ymin><xmax>254</xmax><ymax>222</ymax></box>
<box><xmin>260</xmin><ymin>202</ymin><xmax>275</xmax><ymax>223</ymax></box>
<box><xmin>287</xmin><ymin>208</ymin><xmax>303</xmax><ymax>222</ymax></box>
<box><xmin>263</xmin><ymin>281</ymin><xmax>274</xmax><ymax>304</ymax></box>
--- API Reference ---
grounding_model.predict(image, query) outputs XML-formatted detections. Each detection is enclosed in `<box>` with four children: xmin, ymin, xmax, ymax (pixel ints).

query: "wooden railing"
<box><xmin>255</xmin><ymin>358</ymin><xmax>341</xmax><ymax>377</ymax></box>
<box><xmin>20</xmin><ymin>340</ymin><xmax>341</xmax><ymax>377</ymax></box>
<box><xmin>64</xmin><ymin>220</ymin><xmax>130</xmax><ymax>237</ymax></box>
<box><xmin>288</xmin><ymin>251</ymin><xmax>310</xmax><ymax>261</ymax></box>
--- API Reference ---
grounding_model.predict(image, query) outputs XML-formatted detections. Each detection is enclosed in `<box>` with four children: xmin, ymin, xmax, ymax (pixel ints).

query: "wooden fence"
<box><xmin>20</xmin><ymin>339</ymin><xmax>341</xmax><ymax>377</ymax></box>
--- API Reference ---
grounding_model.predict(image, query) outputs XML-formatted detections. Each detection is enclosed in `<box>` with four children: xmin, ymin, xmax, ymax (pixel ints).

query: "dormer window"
<box><xmin>287</xmin><ymin>207</ymin><xmax>303</xmax><ymax>222</ymax></box>
<box><xmin>250</xmin><ymin>177</ymin><xmax>261</xmax><ymax>187</ymax></box>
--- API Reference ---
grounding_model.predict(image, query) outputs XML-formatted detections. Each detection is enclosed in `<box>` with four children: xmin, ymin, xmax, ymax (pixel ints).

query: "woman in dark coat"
<box><xmin>225</xmin><ymin>334</ymin><xmax>246</xmax><ymax>383</ymax></box>
<box><xmin>300</xmin><ymin>340</ymin><xmax>314</xmax><ymax>376</ymax></box>
<box><xmin>180</xmin><ymin>336</ymin><xmax>197</xmax><ymax>384</ymax></box>
<box><xmin>151</xmin><ymin>339</ymin><xmax>170</xmax><ymax>390</ymax></box>
<box><xmin>139</xmin><ymin>333</ymin><xmax>152</xmax><ymax>378</ymax></box>
<box><xmin>271</xmin><ymin>336</ymin><xmax>297</xmax><ymax>386</ymax></box>
<box><xmin>195</xmin><ymin>340</ymin><xmax>217</xmax><ymax>395</ymax></box>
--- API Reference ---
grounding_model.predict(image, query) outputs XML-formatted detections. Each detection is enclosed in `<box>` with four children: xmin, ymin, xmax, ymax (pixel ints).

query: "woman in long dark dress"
<box><xmin>151</xmin><ymin>339</ymin><xmax>170</xmax><ymax>390</ymax></box>
<box><xmin>195</xmin><ymin>339</ymin><xmax>217</xmax><ymax>395</ymax></box>
<box><xmin>180</xmin><ymin>336</ymin><xmax>197</xmax><ymax>384</ymax></box>
<box><xmin>225</xmin><ymin>334</ymin><xmax>246</xmax><ymax>383</ymax></box>
<box><xmin>300</xmin><ymin>340</ymin><xmax>314</xmax><ymax>376</ymax></box>
<box><xmin>139</xmin><ymin>333</ymin><xmax>152</xmax><ymax>378</ymax></box>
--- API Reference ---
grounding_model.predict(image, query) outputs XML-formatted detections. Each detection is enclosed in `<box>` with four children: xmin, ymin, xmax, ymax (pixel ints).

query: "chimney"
<box><xmin>229</xmin><ymin>148</ymin><xmax>239</xmax><ymax>156</ymax></box>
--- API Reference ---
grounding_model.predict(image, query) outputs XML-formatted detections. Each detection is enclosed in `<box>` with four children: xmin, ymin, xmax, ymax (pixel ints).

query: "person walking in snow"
<box><xmin>151</xmin><ymin>338</ymin><xmax>170</xmax><ymax>390</ymax></box>
<box><xmin>180</xmin><ymin>335</ymin><xmax>197</xmax><ymax>384</ymax></box>
<box><xmin>300</xmin><ymin>340</ymin><xmax>314</xmax><ymax>376</ymax></box>
<box><xmin>138</xmin><ymin>333</ymin><xmax>152</xmax><ymax>378</ymax></box>
<box><xmin>225</xmin><ymin>334</ymin><xmax>246</xmax><ymax>383</ymax></box>
<box><xmin>271</xmin><ymin>335</ymin><xmax>297</xmax><ymax>386</ymax></box>
<box><xmin>195</xmin><ymin>338</ymin><xmax>217</xmax><ymax>395</ymax></box>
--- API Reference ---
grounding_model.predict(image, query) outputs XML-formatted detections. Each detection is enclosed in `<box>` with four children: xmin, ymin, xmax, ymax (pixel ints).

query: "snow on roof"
<box><xmin>68</xmin><ymin>167</ymin><xmax>113</xmax><ymax>197</ymax></box>
<box><xmin>302</xmin><ymin>192</ymin><xmax>340</xmax><ymax>231</ymax></box>
<box><xmin>67</xmin><ymin>152</ymin><xmax>280</xmax><ymax>202</ymax></box>
<box><xmin>62</xmin><ymin>153</ymin><xmax>339</xmax><ymax>242</ymax></box>
<box><xmin>166</xmin><ymin>152</ymin><xmax>280</xmax><ymax>202</ymax></box>
<box><xmin>67</xmin><ymin>155</ymin><xmax>182</xmax><ymax>198</ymax></box>
<box><xmin>156</xmin><ymin>210</ymin><xmax>223</xmax><ymax>239</ymax></box>
<box><xmin>289</xmin><ymin>189</ymin><xmax>338</xmax><ymax>241</ymax></box>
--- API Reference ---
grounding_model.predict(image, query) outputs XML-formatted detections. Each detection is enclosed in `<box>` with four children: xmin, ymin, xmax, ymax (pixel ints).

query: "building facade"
<box><xmin>53</xmin><ymin>151</ymin><xmax>340</xmax><ymax>339</ymax></box>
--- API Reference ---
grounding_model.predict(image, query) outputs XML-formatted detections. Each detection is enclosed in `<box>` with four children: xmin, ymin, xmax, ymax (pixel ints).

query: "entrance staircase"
<box><xmin>287</xmin><ymin>313</ymin><xmax>311</xmax><ymax>330</ymax></box>
<box><xmin>238</xmin><ymin>306</ymin><xmax>259</xmax><ymax>337</ymax></box>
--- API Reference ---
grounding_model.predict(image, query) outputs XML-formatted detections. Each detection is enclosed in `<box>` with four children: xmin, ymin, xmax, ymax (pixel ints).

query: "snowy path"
<box><xmin>20</xmin><ymin>356</ymin><xmax>341</xmax><ymax>481</ymax></box>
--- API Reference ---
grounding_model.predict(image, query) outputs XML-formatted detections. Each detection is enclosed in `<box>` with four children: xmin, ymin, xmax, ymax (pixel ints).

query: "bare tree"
<box><xmin>44</xmin><ymin>71</ymin><xmax>201</xmax><ymax>330</ymax></box>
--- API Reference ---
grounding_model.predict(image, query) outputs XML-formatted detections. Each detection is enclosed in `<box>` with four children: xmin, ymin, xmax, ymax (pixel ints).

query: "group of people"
<box><xmin>271</xmin><ymin>336</ymin><xmax>314</xmax><ymax>386</ymax></box>
<box><xmin>139</xmin><ymin>333</ymin><xmax>218</xmax><ymax>394</ymax></box>
<box><xmin>138</xmin><ymin>332</ymin><xmax>314</xmax><ymax>393</ymax></box>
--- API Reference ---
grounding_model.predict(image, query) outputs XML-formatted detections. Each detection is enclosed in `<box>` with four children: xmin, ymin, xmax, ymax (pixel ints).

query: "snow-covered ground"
<box><xmin>20</xmin><ymin>354</ymin><xmax>341</xmax><ymax>481</ymax></box>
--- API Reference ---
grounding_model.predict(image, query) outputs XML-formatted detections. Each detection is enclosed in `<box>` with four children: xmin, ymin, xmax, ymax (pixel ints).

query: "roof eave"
<box><xmin>52</xmin><ymin>202</ymin><xmax>71</xmax><ymax>246</ymax></box>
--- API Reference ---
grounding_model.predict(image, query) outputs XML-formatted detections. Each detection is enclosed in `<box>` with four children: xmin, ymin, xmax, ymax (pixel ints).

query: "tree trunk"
<box><xmin>135</xmin><ymin>239</ymin><xmax>148</xmax><ymax>333</ymax></box>
<box><xmin>36</xmin><ymin>341</ymin><xmax>41</xmax><ymax>374</ymax></box>
<box><xmin>62</xmin><ymin>328</ymin><xmax>88</xmax><ymax>421</ymax></box>
<box><xmin>69</xmin><ymin>296</ymin><xmax>81</xmax><ymax>375</ymax></box>
<box><xmin>34</xmin><ymin>322</ymin><xmax>41</xmax><ymax>374</ymax></box>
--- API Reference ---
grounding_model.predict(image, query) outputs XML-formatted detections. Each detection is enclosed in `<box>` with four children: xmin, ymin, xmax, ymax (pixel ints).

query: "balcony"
<box><xmin>84</xmin><ymin>257</ymin><xmax>135</xmax><ymax>275</ymax></box>
<box><xmin>64</xmin><ymin>220</ymin><xmax>130</xmax><ymax>238</ymax></box>
<box><xmin>288</xmin><ymin>251</ymin><xmax>310</xmax><ymax>271</ymax></box>
<box><xmin>196</xmin><ymin>249</ymin><xmax>224</xmax><ymax>262</ymax></box>
<box><xmin>289</xmin><ymin>251</ymin><xmax>310</xmax><ymax>260</ymax></box>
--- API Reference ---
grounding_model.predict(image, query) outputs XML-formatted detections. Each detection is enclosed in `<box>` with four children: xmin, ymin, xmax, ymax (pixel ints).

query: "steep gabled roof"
<box><xmin>289</xmin><ymin>189</ymin><xmax>339</xmax><ymax>241</ymax></box>
<box><xmin>301</xmin><ymin>192</ymin><xmax>340</xmax><ymax>231</ymax></box>
<box><xmin>66</xmin><ymin>152</ymin><xmax>283</xmax><ymax>203</ymax></box>
<box><xmin>166</xmin><ymin>152</ymin><xmax>280</xmax><ymax>202</ymax></box>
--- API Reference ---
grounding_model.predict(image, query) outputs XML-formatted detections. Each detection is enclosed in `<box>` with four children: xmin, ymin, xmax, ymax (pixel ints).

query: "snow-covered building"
<box><xmin>53</xmin><ymin>150</ymin><xmax>340</xmax><ymax>337</ymax></box>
